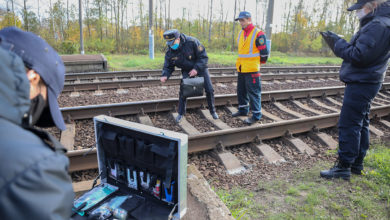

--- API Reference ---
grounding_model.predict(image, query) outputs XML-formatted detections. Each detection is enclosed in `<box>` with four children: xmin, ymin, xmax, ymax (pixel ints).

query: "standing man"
<box><xmin>0</xmin><ymin>27</ymin><xmax>74</xmax><ymax>219</ymax></box>
<box><xmin>160</xmin><ymin>29</ymin><xmax>219</xmax><ymax>123</ymax></box>
<box><xmin>232</xmin><ymin>11</ymin><xmax>269</xmax><ymax>125</ymax></box>
<box><xmin>320</xmin><ymin>0</ymin><xmax>390</xmax><ymax>180</ymax></box>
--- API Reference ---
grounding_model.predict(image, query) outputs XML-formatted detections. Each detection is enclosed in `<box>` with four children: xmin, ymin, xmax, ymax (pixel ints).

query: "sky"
<box><xmin>1</xmin><ymin>0</ymin><xmax>348</xmax><ymax>32</ymax></box>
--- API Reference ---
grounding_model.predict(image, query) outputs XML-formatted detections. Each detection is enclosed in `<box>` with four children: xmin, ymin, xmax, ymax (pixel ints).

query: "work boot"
<box><xmin>244</xmin><ymin>117</ymin><xmax>259</xmax><ymax>125</ymax></box>
<box><xmin>351</xmin><ymin>156</ymin><xmax>364</xmax><ymax>175</ymax></box>
<box><xmin>211</xmin><ymin>112</ymin><xmax>219</xmax><ymax>119</ymax></box>
<box><xmin>232</xmin><ymin>111</ymin><xmax>248</xmax><ymax>117</ymax></box>
<box><xmin>351</xmin><ymin>163</ymin><xmax>363</xmax><ymax>175</ymax></box>
<box><xmin>175</xmin><ymin>114</ymin><xmax>183</xmax><ymax>123</ymax></box>
<box><xmin>320</xmin><ymin>161</ymin><xmax>351</xmax><ymax>180</ymax></box>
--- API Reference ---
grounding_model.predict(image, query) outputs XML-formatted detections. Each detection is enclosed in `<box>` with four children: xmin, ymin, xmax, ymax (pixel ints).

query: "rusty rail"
<box><xmin>65</xmin><ymin>84</ymin><xmax>390</xmax><ymax>171</ymax></box>
<box><xmin>63</xmin><ymin>72</ymin><xmax>341</xmax><ymax>92</ymax></box>
<box><xmin>60</xmin><ymin>84</ymin><xmax>363</xmax><ymax>121</ymax></box>
<box><xmin>64</xmin><ymin>66</ymin><xmax>341</xmax><ymax>81</ymax></box>
<box><xmin>67</xmin><ymin>104</ymin><xmax>390</xmax><ymax>172</ymax></box>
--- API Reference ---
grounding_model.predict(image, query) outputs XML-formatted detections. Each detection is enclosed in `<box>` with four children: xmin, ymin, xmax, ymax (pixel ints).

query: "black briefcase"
<box><xmin>180</xmin><ymin>77</ymin><xmax>204</xmax><ymax>98</ymax></box>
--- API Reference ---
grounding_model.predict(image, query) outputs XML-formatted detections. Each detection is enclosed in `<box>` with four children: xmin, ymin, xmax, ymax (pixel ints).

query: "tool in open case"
<box><xmin>116</xmin><ymin>164</ymin><xmax>126</xmax><ymax>183</ymax></box>
<box><xmin>162</xmin><ymin>181</ymin><xmax>175</xmax><ymax>203</ymax></box>
<box><xmin>89</xmin><ymin>195</ymin><xmax>131</xmax><ymax>220</ymax></box>
<box><xmin>153</xmin><ymin>179</ymin><xmax>161</xmax><ymax>199</ymax></box>
<box><xmin>108</xmin><ymin>160</ymin><xmax>117</xmax><ymax>179</ymax></box>
<box><xmin>127</xmin><ymin>167</ymin><xmax>138</xmax><ymax>190</ymax></box>
<box><xmin>140</xmin><ymin>171</ymin><xmax>150</xmax><ymax>190</ymax></box>
<box><xmin>73</xmin><ymin>183</ymin><xmax>118</xmax><ymax>216</ymax></box>
<box><xmin>113</xmin><ymin>208</ymin><xmax>128</xmax><ymax>220</ymax></box>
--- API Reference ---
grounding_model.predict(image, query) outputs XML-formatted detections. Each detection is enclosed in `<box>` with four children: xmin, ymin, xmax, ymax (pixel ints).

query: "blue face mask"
<box><xmin>170</xmin><ymin>43</ymin><xmax>179</xmax><ymax>50</ymax></box>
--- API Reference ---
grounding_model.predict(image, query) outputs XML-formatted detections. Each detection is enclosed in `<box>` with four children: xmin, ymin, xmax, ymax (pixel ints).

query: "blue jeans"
<box><xmin>338</xmin><ymin>82</ymin><xmax>382</xmax><ymax>164</ymax></box>
<box><xmin>237</xmin><ymin>72</ymin><xmax>262</xmax><ymax>120</ymax></box>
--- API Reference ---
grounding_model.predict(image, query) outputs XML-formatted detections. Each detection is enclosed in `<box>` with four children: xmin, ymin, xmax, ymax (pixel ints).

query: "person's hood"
<box><xmin>0</xmin><ymin>47</ymin><xmax>30</xmax><ymax>126</ymax></box>
<box><xmin>360</xmin><ymin>1</ymin><xmax>390</xmax><ymax>26</ymax></box>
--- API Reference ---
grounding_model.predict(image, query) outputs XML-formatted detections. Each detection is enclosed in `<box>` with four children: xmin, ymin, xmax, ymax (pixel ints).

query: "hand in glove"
<box><xmin>320</xmin><ymin>31</ymin><xmax>341</xmax><ymax>53</ymax></box>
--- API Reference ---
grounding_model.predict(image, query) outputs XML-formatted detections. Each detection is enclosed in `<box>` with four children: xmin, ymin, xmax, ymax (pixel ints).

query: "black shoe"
<box><xmin>320</xmin><ymin>161</ymin><xmax>351</xmax><ymax>180</ymax></box>
<box><xmin>351</xmin><ymin>164</ymin><xmax>363</xmax><ymax>175</ymax></box>
<box><xmin>244</xmin><ymin>117</ymin><xmax>259</xmax><ymax>125</ymax></box>
<box><xmin>175</xmin><ymin>114</ymin><xmax>183</xmax><ymax>123</ymax></box>
<box><xmin>232</xmin><ymin>111</ymin><xmax>248</xmax><ymax>117</ymax></box>
<box><xmin>211</xmin><ymin>112</ymin><xmax>219</xmax><ymax>119</ymax></box>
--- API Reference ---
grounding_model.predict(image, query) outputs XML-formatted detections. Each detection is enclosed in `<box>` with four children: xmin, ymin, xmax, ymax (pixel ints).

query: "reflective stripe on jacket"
<box><xmin>236</xmin><ymin>27</ymin><xmax>261</xmax><ymax>73</ymax></box>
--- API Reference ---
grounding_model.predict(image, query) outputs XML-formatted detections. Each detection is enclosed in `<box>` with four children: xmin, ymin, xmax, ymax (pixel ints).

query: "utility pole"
<box><xmin>265</xmin><ymin>0</ymin><xmax>274</xmax><ymax>54</ymax></box>
<box><xmin>149</xmin><ymin>0</ymin><xmax>154</xmax><ymax>59</ymax></box>
<box><xmin>79</xmin><ymin>0</ymin><xmax>84</xmax><ymax>54</ymax></box>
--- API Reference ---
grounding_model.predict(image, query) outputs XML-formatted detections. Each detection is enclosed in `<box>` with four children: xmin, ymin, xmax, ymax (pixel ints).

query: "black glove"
<box><xmin>320</xmin><ymin>31</ymin><xmax>341</xmax><ymax>53</ymax></box>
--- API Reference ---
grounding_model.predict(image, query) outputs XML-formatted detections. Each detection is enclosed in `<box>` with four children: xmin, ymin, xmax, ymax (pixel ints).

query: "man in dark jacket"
<box><xmin>320</xmin><ymin>0</ymin><xmax>390</xmax><ymax>180</ymax></box>
<box><xmin>160</xmin><ymin>29</ymin><xmax>219</xmax><ymax>123</ymax></box>
<box><xmin>0</xmin><ymin>27</ymin><xmax>74</xmax><ymax>219</ymax></box>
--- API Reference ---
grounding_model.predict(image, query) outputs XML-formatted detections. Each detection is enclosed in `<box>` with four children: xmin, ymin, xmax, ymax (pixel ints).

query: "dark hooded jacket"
<box><xmin>162</xmin><ymin>34</ymin><xmax>208</xmax><ymax>78</ymax></box>
<box><xmin>0</xmin><ymin>47</ymin><xmax>74</xmax><ymax>219</ymax></box>
<box><xmin>334</xmin><ymin>1</ymin><xmax>390</xmax><ymax>83</ymax></box>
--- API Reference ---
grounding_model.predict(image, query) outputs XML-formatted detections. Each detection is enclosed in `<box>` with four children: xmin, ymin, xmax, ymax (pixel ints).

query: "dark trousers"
<box><xmin>237</xmin><ymin>72</ymin><xmax>262</xmax><ymax>120</ymax></box>
<box><xmin>178</xmin><ymin>69</ymin><xmax>216</xmax><ymax>115</ymax></box>
<box><xmin>338</xmin><ymin>82</ymin><xmax>382</xmax><ymax>164</ymax></box>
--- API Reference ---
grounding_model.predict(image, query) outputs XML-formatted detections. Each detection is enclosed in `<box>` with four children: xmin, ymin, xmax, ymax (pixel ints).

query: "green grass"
<box><xmin>105</xmin><ymin>51</ymin><xmax>342</xmax><ymax>71</ymax></box>
<box><xmin>217</xmin><ymin>144</ymin><xmax>390</xmax><ymax>220</ymax></box>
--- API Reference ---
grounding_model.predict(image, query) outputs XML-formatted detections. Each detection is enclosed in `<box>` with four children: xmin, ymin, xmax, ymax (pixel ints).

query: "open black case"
<box><xmin>72</xmin><ymin>115</ymin><xmax>188</xmax><ymax>220</ymax></box>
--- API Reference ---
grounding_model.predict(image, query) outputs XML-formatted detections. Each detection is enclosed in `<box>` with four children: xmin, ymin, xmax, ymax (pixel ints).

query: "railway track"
<box><xmin>63</xmin><ymin>83</ymin><xmax>390</xmax><ymax>172</ymax></box>
<box><xmin>65</xmin><ymin>66</ymin><xmax>341</xmax><ymax>81</ymax></box>
<box><xmin>63</xmin><ymin>66</ymin><xmax>343</xmax><ymax>92</ymax></box>
<box><xmin>63</xmin><ymin>66</ymin><xmax>390</xmax><ymax>92</ymax></box>
<box><xmin>63</xmin><ymin>72</ymin><xmax>342</xmax><ymax>92</ymax></box>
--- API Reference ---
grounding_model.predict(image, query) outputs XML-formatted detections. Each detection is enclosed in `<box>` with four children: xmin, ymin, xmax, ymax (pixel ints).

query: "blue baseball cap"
<box><xmin>235</xmin><ymin>11</ymin><xmax>252</xmax><ymax>21</ymax></box>
<box><xmin>0</xmin><ymin>27</ymin><xmax>66</xmax><ymax>130</ymax></box>
<box><xmin>347</xmin><ymin>0</ymin><xmax>375</xmax><ymax>11</ymax></box>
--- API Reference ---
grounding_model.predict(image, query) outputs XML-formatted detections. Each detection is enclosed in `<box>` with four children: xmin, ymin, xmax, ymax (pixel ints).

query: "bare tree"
<box><xmin>208</xmin><ymin>0</ymin><xmax>213</xmax><ymax>43</ymax></box>
<box><xmin>159</xmin><ymin>0</ymin><xmax>163</xmax><ymax>30</ymax></box>
<box><xmin>181</xmin><ymin>8</ymin><xmax>185</xmax><ymax>30</ymax></box>
<box><xmin>67</xmin><ymin>0</ymin><xmax>70</xmax><ymax>28</ymax></box>
<box><xmin>23</xmin><ymin>0</ymin><xmax>29</xmax><ymax>31</ymax></box>
<box><xmin>84</xmin><ymin>0</ymin><xmax>91</xmax><ymax>38</ymax></box>
<box><xmin>38</xmin><ymin>0</ymin><xmax>40</xmax><ymax>24</ymax></box>
<box><xmin>231</xmin><ymin>0</ymin><xmax>237</xmax><ymax>52</ymax></box>
<box><xmin>219</xmin><ymin>0</ymin><xmax>223</xmax><ymax>37</ymax></box>
<box><xmin>168</xmin><ymin>0</ymin><xmax>171</xmax><ymax>29</ymax></box>
<box><xmin>187</xmin><ymin>8</ymin><xmax>191</xmax><ymax>34</ymax></box>
<box><xmin>155</xmin><ymin>0</ymin><xmax>158</xmax><ymax>31</ymax></box>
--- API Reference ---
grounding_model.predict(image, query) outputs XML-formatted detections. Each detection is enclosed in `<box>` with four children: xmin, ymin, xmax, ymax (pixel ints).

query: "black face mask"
<box><xmin>29</xmin><ymin>94</ymin><xmax>47</xmax><ymax>126</ymax></box>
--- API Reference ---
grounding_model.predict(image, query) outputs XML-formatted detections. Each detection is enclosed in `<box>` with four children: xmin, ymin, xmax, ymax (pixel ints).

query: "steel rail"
<box><xmin>62</xmin><ymin>83</ymin><xmax>390</xmax><ymax>121</ymax></box>
<box><xmin>64</xmin><ymin>66</ymin><xmax>341</xmax><ymax>81</ymax></box>
<box><xmin>67</xmin><ymin>104</ymin><xmax>390</xmax><ymax>172</ymax></box>
<box><xmin>62</xmin><ymin>72</ymin><xmax>341</xmax><ymax>92</ymax></box>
